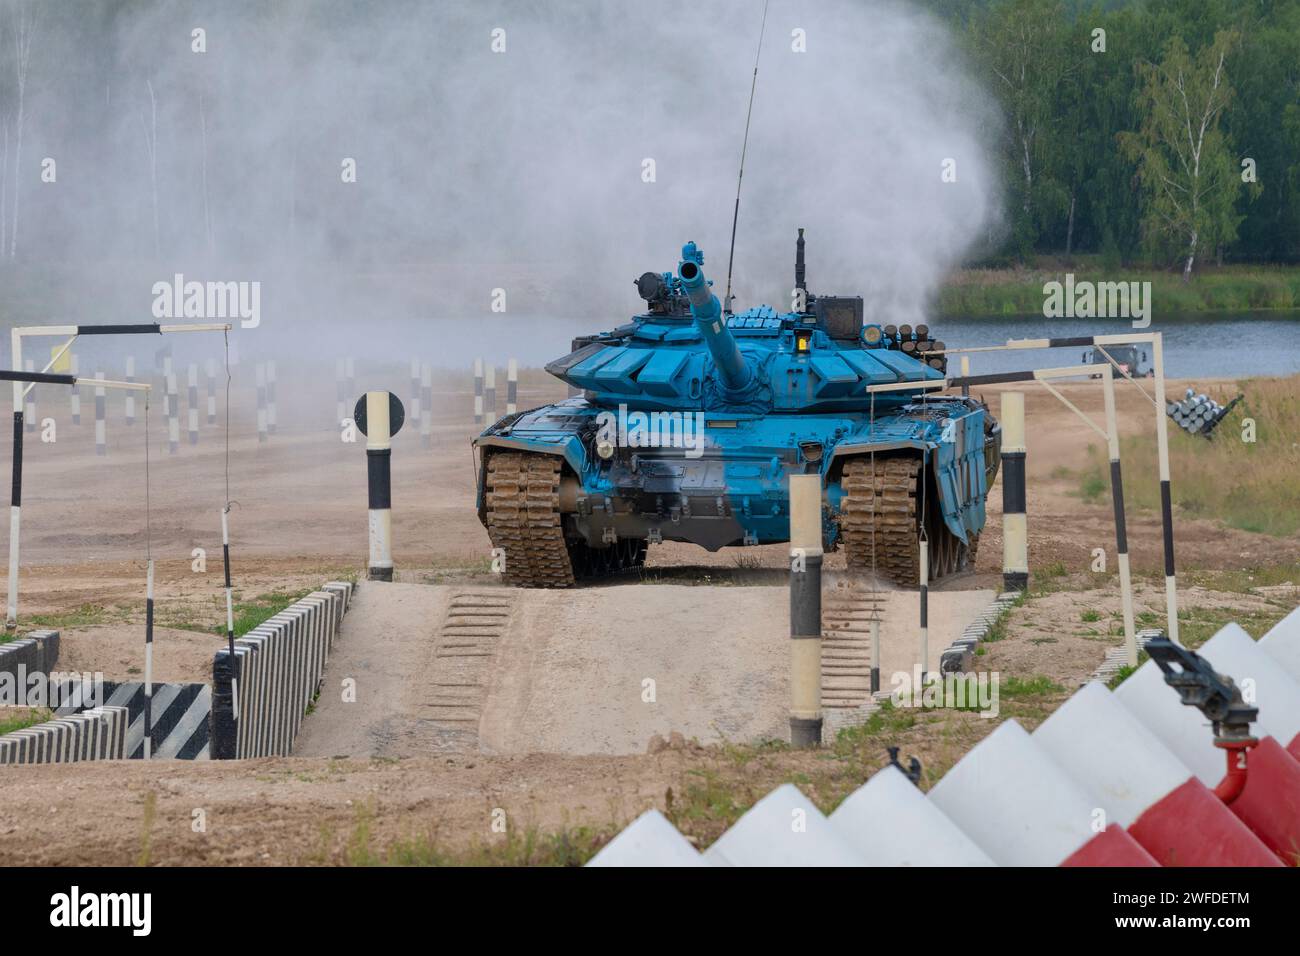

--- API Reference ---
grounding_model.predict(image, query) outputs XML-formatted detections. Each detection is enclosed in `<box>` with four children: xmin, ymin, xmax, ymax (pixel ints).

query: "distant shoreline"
<box><xmin>938</xmin><ymin>264</ymin><xmax>1300</xmax><ymax>319</ymax></box>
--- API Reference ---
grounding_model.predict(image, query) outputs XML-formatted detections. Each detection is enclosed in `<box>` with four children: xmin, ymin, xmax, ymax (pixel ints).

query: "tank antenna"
<box><xmin>723</xmin><ymin>0</ymin><xmax>770</xmax><ymax>316</ymax></box>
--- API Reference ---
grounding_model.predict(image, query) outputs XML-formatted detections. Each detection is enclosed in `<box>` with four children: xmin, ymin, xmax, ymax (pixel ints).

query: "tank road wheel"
<box><xmin>839</xmin><ymin>456</ymin><xmax>972</xmax><ymax>588</ymax></box>
<box><xmin>483</xmin><ymin>451</ymin><xmax>649</xmax><ymax>587</ymax></box>
<box><xmin>484</xmin><ymin>452</ymin><xmax>577</xmax><ymax>587</ymax></box>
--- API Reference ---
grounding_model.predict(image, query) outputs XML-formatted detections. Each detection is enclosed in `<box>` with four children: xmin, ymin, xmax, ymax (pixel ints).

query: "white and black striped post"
<box><xmin>919</xmin><ymin>530</ymin><xmax>930</xmax><ymax>683</ymax></box>
<box><xmin>187</xmin><ymin>363</ymin><xmax>199</xmax><ymax>445</ymax></box>
<box><xmin>1150</xmin><ymin>335</ymin><xmax>1179</xmax><ymax>643</ymax></box>
<box><xmin>255</xmin><ymin>363</ymin><xmax>268</xmax><ymax>443</ymax></box>
<box><xmin>484</xmin><ymin>364</ymin><xmax>497</xmax><ymax>422</ymax></box>
<box><xmin>788</xmin><ymin>474</ymin><xmax>823</xmax><ymax>748</ymax></box>
<box><xmin>166</xmin><ymin>370</ymin><xmax>180</xmax><ymax>454</ymax></box>
<box><xmin>364</xmin><ymin>391</ymin><xmax>395</xmax><ymax>581</ymax></box>
<box><xmin>345</xmin><ymin>357</ymin><xmax>355</xmax><ymax>403</ymax></box>
<box><xmin>125</xmin><ymin>356</ymin><xmax>136</xmax><ymax>426</ymax></box>
<box><xmin>266</xmin><ymin>360</ymin><xmax>278</xmax><ymax>435</ymax></box>
<box><xmin>506</xmin><ymin>358</ymin><xmax>518</xmax><ymax>415</ymax></box>
<box><xmin>410</xmin><ymin>358</ymin><xmax>421</xmax><ymax>424</ymax></box>
<box><xmin>420</xmin><ymin>364</ymin><xmax>433</xmax><ymax>449</ymax></box>
<box><xmin>1099</xmin><ymin>365</ymin><xmax>1138</xmax><ymax>666</ymax></box>
<box><xmin>336</xmin><ymin>359</ymin><xmax>347</xmax><ymax>425</ymax></box>
<box><xmin>206</xmin><ymin>359</ymin><xmax>217</xmax><ymax>425</ymax></box>
<box><xmin>960</xmin><ymin>355</ymin><xmax>970</xmax><ymax>398</ymax></box>
<box><xmin>1001</xmin><ymin>391</ymin><xmax>1028</xmax><ymax>592</ymax></box>
<box><xmin>144</xmin><ymin>558</ymin><xmax>154</xmax><ymax>760</ymax></box>
<box><xmin>94</xmin><ymin>371</ymin><xmax>106</xmax><ymax>456</ymax></box>
<box><xmin>69</xmin><ymin>353</ymin><xmax>80</xmax><ymax>424</ymax></box>
<box><xmin>473</xmin><ymin>357</ymin><xmax>484</xmax><ymax>425</ymax></box>
<box><xmin>870</xmin><ymin>615</ymin><xmax>881</xmax><ymax>694</ymax></box>
<box><xmin>22</xmin><ymin>361</ymin><xmax>35</xmax><ymax>433</ymax></box>
<box><xmin>221</xmin><ymin>506</ymin><xmax>239</xmax><ymax>721</ymax></box>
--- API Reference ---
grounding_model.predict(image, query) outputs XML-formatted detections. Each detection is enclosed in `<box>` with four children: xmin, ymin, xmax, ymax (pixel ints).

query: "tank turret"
<box><xmin>677</xmin><ymin>249</ymin><xmax>753</xmax><ymax>393</ymax></box>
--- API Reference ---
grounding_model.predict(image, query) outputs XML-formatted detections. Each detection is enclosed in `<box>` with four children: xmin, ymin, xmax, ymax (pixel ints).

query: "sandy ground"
<box><xmin>0</xmin><ymin>359</ymin><xmax>1295</xmax><ymax>864</ymax></box>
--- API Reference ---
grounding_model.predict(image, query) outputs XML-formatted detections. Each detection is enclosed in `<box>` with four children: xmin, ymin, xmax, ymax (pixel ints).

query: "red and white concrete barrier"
<box><xmin>1034</xmin><ymin>681</ymin><xmax>1279</xmax><ymax>866</ymax></box>
<box><xmin>928</xmin><ymin>720</ymin><xmax>1157</xmax><ymax>866</ymax></box>
<box><xmin>704</xmin><ymin>784</ymin><xmax>865</xmax><ymax>866</ymax></box>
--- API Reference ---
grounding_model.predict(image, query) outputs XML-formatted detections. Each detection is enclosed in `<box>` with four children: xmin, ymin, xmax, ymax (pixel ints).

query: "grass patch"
<box><xmin>18</xmin><ymin>604</ymin><xmax>120</xmax><ymax>633</ymax></box>
<box><xmin>1079</xmin><ymin>377</ymin><xmax>1300</xmax><ymax>537</ymax></box>
<box><xmin>217</xmin><ymin>588</ymin><xmax>313</xmax><ymax>638</ymax></box>
<box><xmin>999</xmin><ymin>675</ymin><xmax>1065</xmax><ymax>699</ymax></box>
<box><xmin>1080</xmin><ymin>609</ymin><xmax>1102</xmax><ymax>623</ymax></box>
<box><xmin>0</xmin><ymin>707</ymin><xmax>52</xmax><ymax>735</ymax></box>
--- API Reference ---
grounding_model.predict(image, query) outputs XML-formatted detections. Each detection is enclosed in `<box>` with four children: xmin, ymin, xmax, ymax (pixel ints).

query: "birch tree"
<box><xmin>1121</xmin><ymin>31</ymin><xmax>1243</xmax><ymax>280</ymax></box>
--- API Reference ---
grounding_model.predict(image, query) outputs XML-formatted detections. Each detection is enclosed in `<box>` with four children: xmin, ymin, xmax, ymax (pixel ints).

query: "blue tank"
<box><xmin>474</xmin><ymin>231</ymin><xmax>1001</xmax><ymax>587</ymax></box>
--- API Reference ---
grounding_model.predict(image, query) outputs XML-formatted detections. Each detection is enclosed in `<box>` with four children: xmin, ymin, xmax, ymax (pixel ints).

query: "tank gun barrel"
<box><xmin>679</xmin><ymin>259</ymin><xmax>753</xmax><ymax>391</ymax></box>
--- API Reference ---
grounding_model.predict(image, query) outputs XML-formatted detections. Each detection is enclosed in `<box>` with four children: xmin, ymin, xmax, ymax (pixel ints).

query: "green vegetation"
<box><xmin>1080</xmin><ymin>609</ymin><xmax>1102</xmax><ymax>623</ymax></box>
<box><xmin>936</xmin><ymin>0</ymin><xmax>1300</xmax><ymax>272</ymax></box>
<box><xmin>1079</xmin><ymin>377</ymin><xmax>1300</xmax><ymax>536</ymax></box>
<box><xmin>999</xmin><ymin>675</ymin><xmax>1066</xmax><ymax>699</ymax></box>
<box><xmin>217</xmin><ymin>589</ymin><xmax>313</xmax><ymax>639</ymax></box>
<box><xmin>0</xmin><ymin>708</ymin><xmax>51</xmax><ymax>735</ymax></box>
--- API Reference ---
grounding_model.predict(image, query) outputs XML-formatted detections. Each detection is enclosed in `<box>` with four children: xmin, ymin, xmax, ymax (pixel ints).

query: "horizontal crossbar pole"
<box><xmin>932</xmin><ymin>332</ymin><xmax>1158</xmax><ymax>355</ymax></box>
<box><xmin>864</xmin><ymin>364</ymin><xmax>1103</xmax><ymax>394</ymax></box>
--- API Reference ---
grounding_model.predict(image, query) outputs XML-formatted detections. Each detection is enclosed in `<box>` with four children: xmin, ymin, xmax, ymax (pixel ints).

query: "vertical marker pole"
<box><xmin>960</xmin><ymin>355</ymin><xmax>970</xmax><ymax>398</ymax></box>
<box><xmin>506</xmin><ymin>358</ymin><xmax>518</xmax><ymax>415</ymax></box>
<box><xmin>366</xmin><ymin>391</ymin><xmax>394</xmax><ymax>581</ymax></box>
<box><xmin>484</xmin><ymin>364</ymin><xmax>496</xmax><ymax>422</ymax></box>
<box><xmin>336</xmin><ymin>359</ymin><xmax>347</xmax><ymax>426</ymax></box>
<box><xmin>166</xmin><ymin>371</ymin><xmax>180</xmax><ymax>454</ymax></box>
<box><xmin>7</xmin><ymin>402</ymin><xmax>23</xmax><ymax>628</ymax></box>
<box><xmin>919</xmin><ymin>537</ymin><xmax>929</xmax><ymax>683</ymax></box>
<box><xmin>1101</xmin><ymin>366</ymin><xmax>1137</xmax><ymax>666</ymax></box>
<box><xmin>144</xmin><ymin>558</ymin><xmax>154</xmax><ymax>760</ymax></box>
<box><xmin>94</xmin><ymin>371</ymin><xmax>106</xmax><ymax>456</ymax></box>
<box><xmin>420</xmin><ymin>364</ymin><xmax>433</xmax><ymax>449</ymax></box>
<box><xmin>206</xmin><ymin>359</ymin><xmax>217</xmax><ymax>424</ymax></box>
<box><xmin>255</xmin><ymin>363</ymin><xmax>267</xmax><ymax>443</ymax></box>
<box><xmin>473</xmin><ymin>358</ymin><xmax>484</xmax><ymax>425</ymax></box>
<box><xmin>344</xmin><ymin>357</ymin><xmax>355</xmax><ymax>402</ymax></box>
<box><xmin>69</xmin><ymin>353</ymin><xmax>81</xmax><ymax>424</ymax></box>
<box><xmin>125</xmin><ymin>356</ymin><xmax>136</xmax><ymax>426</ymax></box>
<box><xmin>1151</xmin><ymin>333</ymin><xmax>1178</xmax><ymax>643</ymax></box>
<box><xmin>222</xmin><ymin>507</ymin><xmax>239</xmax><ymax>721</ymax></box>
<box><xmin>23</xmin><ymin>361</ymin><xmax>35</xmax><ymax>433</ymax></box>
<box><xmin>870</xmin><ymin>617</ymin><xmax>880</xmax><ymax>694</ymax></box>
<box><xmin>788</xmin><ymin>474</ymin><xmax>823</xmax><ymax>748</ymax></box>
<box><xmin>1001</xmin><ymin>391</ymin><xmax>1028</xmax><ymax>592</ymax></box>
<box><xmin>410</xmin><ymin>358</ymin><xmax>421</xmax><ymax>424</ymax></box>
<box><xmin>266</xmin><ymin>359</ymin><xmax>277</xmax><ymax>435</ymax></box>
<box><xmin>187</xmin><ymin>363</ymin><xmax>199</xmax><ymax>445</ymax></box>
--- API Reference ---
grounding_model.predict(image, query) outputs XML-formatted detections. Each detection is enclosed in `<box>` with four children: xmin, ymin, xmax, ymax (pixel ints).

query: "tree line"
<box><xmin>930</xmin><ymin>0</ymin><xmax>1300</xmax><ymax>273</ymax></box>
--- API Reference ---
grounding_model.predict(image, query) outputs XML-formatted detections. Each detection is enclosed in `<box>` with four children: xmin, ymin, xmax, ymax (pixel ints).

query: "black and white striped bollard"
<box><xmin>355</xmin><ymin>391</ymin><xmax>405</xmax><ymax>582</ymax></box>
<box><xmin>473</xmin><ymin>358</ymin><xmax>484</xmax><ymax>425</ymax></box>
<box><xmin>506</xmin><ymin>358</ymin><xmax>518</xmax><ymax>415</ymax></box>
<box><xmin>788</xmin><ymin>474</ymin><xmax>823</xmax><ymax>748</ymax></box>
<box><xmin>94</xmin><ymin>371</ymin><xmax>106</xmax><ymax>456</ymax></box>
<box><xmin>125</xmin><ymin>356</ymin><xmax>136</xmax><ymax>426</ymax></box>
<box><xmin>166</xmin><ymin>370</ymin><xmax>180</xmax><ymax>454</ymax></box>
<box><xmin>336</xmin><ymin>359</ymin><xmax>347</xmax><ymax>425</ymax></box>
<box><xmin>187</xmin><ymin>363</ymin><xmax>199</xmax><ymax>445</ymax></box>
<box><xmin>222</xmin><ymin>506</ymin><xmax>239</xmax><ymax>721</ymax></box>
<box><xmin>1001</xmin><ymin>391</ymin><xmax>1028</xmax><ymax>591</ymax></box>
<box><xmin>345</xmin><ymin>357</ymin><xmax>355</xmax><ymax>403</ymax></box>
<box><xmin>410</xmin><ymin>358</ymin><xmax>421</xmax><ymax>424</ymax></box>
<box><xmin>266</xmin><ymin>360</ymin><xmax>277</xmax><ymax>435</ymax></box>
<box><xmin>484</xmin><ymin>364</ymin><xmax>496</xmax><ymax>422</ymax></box>
<box><xmin>23</xmin><ymin>361</ymin><xmax>35</xmax><ymax>433</ymax></box>
<box><xmin>206</xmin><ymin>359</ymin><xmax>217</xmax><ymax>424</ymax></box>
<box><xmin>255</xmin><ymin>363</ymin><xmax>268</xmax><ymax>443</ymax></box>
<box><xmin>919</xmin><ymin>530</ymin><xmax>929</xmax><ymax>684</ymax></box>
<box><xmin>420</xmin><ymin>364</ymin><xmax>432</xmax><ymax>449</ymax></box>
<box><xmin>70</xmin><ymin>353</ymin><xmax>81</xmax><ymax>424</ymax></box>
<box><xmin>144</xmin><ymin>558</ymin><xmax>154</xmax><ymax>760</ymax></box>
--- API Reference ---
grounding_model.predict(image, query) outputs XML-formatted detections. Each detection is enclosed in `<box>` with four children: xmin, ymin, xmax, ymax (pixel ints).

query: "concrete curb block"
<box><xmin>0</xmin><ymin>705</ymin><xmax>129</xmax><ymax>763</ymax></box>
<box><xmin>0</xmin><ymin>629</ymin><xmax>61</xmax><ymax>680</ymax></box>
<box><xmin>211</xmin><ymin>580</ymin><xmax>355</xmax><ymax>759</ymax></box>
<box><xmin>1086</xmin><ymin>627</ymin><xmax>1163</xmax><ymax>685</ymax></box>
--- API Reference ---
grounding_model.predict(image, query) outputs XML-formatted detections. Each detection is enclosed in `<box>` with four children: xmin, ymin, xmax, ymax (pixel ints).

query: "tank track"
<box><xmin>839</xmin><ymin>456</ymin><xmax>975</xmax><ymax>587</ymax></box>
<box><xmin>483</xmin><ymin>451</ymin><xmax>647</xmax><ymax>588</ymax></box>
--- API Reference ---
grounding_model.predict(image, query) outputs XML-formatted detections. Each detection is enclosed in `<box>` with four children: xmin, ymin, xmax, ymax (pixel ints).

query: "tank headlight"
<box><xmin>596</xmin><ymin>439</ymin><xmax>615</xmax><ymax>460</ymax></box>
<box><xmin>795</xmin><ymin>330</ymin><xmax>812</xmax><ymax>354</ymax></box>
<box><xmin>861</xmin><ymin>323</ymin><xmax>884</xmax><ymax>347</ymax></box>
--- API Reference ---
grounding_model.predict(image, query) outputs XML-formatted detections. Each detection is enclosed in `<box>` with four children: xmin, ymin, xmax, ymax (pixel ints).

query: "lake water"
<box><xmin>462</xmin><ymin>310</ymin><xmax>1300</xmax><ymax>379</ymax></box>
